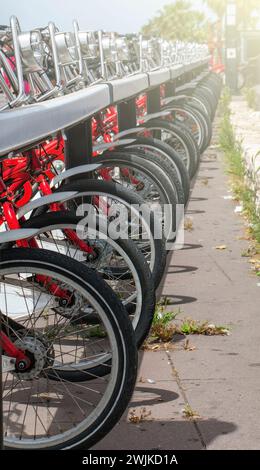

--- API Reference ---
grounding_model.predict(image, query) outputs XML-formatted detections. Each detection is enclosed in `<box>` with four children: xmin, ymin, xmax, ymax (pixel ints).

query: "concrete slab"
<box><xmin>180</xmin><ymin>379</ymin><xmax>260</xmax><ymax>450</ymax></box>
<box><xmin>137</xmin><ymin>351</ymin><xmax>174</xmax><ymax>382</ymax></box>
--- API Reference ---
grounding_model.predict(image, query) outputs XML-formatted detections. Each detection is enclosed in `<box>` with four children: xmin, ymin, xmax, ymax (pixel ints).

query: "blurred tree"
<box><xmin>141</xmin><ymin>0</ymin><xmax>207</xmax><ymax>42</ymax></box>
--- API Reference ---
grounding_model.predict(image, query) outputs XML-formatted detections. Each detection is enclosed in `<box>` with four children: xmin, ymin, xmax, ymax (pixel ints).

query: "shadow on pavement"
<box><xmin>189</xmin><ymin>196</ymin><xmax>208</xmax><ymax>202</ymax></box>
<box><xmin>180</xmin><ymin>243</ymin><xmax>203</xmax><ymax>250</ymax></box>
<box><xmin>132</xmin><ymin>386</ymin><xmax>179</xmax><ymax>407</ymax></box>
<box><xmin>160</xmin><ymin>294</ymin><xmax>197</xmax><ymax>306</ymax></box>
<box><xmin>92</xmin><ymin>415</ymin><xmax>237</xmax><ymax>450</ymax></box>
<box><xmin>166</xmin><ymin>265</ymin><xmax>198</xmax><ymax>274</ymax></box>
<box><xmin>186</xmin><ymin>209</ymin><xmax>206</xmax><ymax>215</ymax></box>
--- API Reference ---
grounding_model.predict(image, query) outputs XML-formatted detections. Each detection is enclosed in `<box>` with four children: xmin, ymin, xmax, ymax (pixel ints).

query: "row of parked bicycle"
<box><xmin>0</xmin><ymin>16</ymin><xmax>222</xmax><ymax>449</ymax></box>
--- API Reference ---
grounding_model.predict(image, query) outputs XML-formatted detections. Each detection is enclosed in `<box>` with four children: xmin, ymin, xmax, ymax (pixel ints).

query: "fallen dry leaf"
<box><xmin>184</xmin><ymin>218</ymin><xmax>194</xmax><ymax>231</ymax></box>
<box><xmin>138</xmin><ymin>376</ymin><xmax>146</xmax><ymax>383</ymax></box>
<box><xmin>215</xmin><ymin>245</ymin><xmax>227</xmax><ymax>250</ymax></box>
<box><xmin>129</xmin><ymin>408</ymin><xmax>152</xmax><ymax>424</ymax></box>
<box><xmin>223</xmin><ymin>195</ymin><xmax>233</xmax><ymax>200</ymax></box>
<box><xmin>234</xmin><ymin>206</ymin><xmax>243</xmax><ymax>214</ymax></box>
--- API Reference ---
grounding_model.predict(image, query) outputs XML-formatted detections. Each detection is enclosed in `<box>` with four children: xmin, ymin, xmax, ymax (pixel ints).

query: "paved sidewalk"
<box><xmin>94</xmin><ymin>124</ymin><xmax>260</xmax><ymax>450</ymax></box>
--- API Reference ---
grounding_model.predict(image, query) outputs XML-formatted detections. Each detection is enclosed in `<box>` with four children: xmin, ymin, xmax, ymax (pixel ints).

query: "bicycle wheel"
<box><xmin>17</xmin><ymin>212</ymin><xmax>155</xmax><ymax>348</ymax></box>
<box><xmin>164</xmin><ymin>103</ymin><xmax>205</xmax><ymax>151</ymax></box>
<box><xmin>92</xmin><ymin>152</ymin><xmax>182</xmax><ymax>241</ymax></box>
<box><xmin>0</xmin><ymin>248</ymin><xmax>137</xmax><ymax>449</ymax></box>
<box><xmin>111</xmin><ymin>139</ymin><xmax>186</xmax><ymax>204</ymax></box>
<box><xmin>188</xmin><ymin>93</ymin><xmax>214</xmax><ymax>120</ymax></box>
<box><xmin>199</xmin><ymin>83</ymin><xmax>219</xmax><ymax>109</ymax></box>
<box><xmin>191</xmin><ymin>89</ymin><xmax>215</xmax><ymax>120</ymax></box>
<box><xmin>115</xmin><ymin>132</ymin><xmax>190</xmax><ymax>205</ymax></box>
<box><xmin>31</xmin><ymin>179</ymin><xmax>167</xmax><ymax>288</ymax></box>
<box><xmin>187</xmin><ymin>101</ymin><xmax>213</xmax><ymax>150</ymax></box>
<box><xmin>141</xmin><ymin>119</ymin><xmax>197</xmax><ymax>179</ymax></box>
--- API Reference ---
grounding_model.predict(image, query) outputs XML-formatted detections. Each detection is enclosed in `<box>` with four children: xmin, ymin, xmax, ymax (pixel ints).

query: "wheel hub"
<box><xmin>55</xmin><ymin>285</ymin><xmax>84</xmax><ymax>316</ymax></box>
<box><xmin>14</xmin><ymin>335</ymin><xmax>54</xmax><ymax>380</ymax></box>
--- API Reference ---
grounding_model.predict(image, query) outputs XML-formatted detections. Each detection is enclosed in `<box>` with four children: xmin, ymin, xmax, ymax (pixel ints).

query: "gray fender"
<box><xmin>161</xmin><ymin>95</ymin><xmax>187</xmax><ymax>107</ymax></box>
<box><xmin>0</xmin><ymin>228</ymin><xmax>39</xmax><ymax>244</ymax></box>
<box><xmin>52</xmin><ymin>164</ymin><xmax>100</xmax><ymax>187</ymax></box>
<box><xmin>93</xmin><ymin>139</ymin><xmax>136</xmax><ymax>153</ymax></box>
<box><xmin>113</xmin><ymin>128</ymin><xmax>146</xmax><ymax>140</ymax></box>
<box><xmin>141</xmin><ymin>111</ymin><xmax>171</xmax><ymax>122</ymax></box>
<box><xmin>17</xmin><ymin>191</ymin><xmax>78</xmax><ymax>218</ymax></box>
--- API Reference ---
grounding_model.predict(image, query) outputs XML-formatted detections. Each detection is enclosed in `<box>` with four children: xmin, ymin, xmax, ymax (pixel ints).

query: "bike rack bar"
<box><xmin>108</xmin><ymin>73</ymin><xmax>149</xmax><ymax>132</ymax></box>
<box><xmin>117</xmin><ymin>98</ymin><xmax>137</xmax><ymax>132</ymax></box>
<box><xmin>0</xmin><ymin>84</ymin><xmax>111</xmax><ymax>158</ymax></box>
<box><xmin>147</xmin><ymin>86</ymin><xmax>161</xmax><ymax>114</ymax></box>
<box><xmin>65</xmin><ymin>119</ymin><xmax>93</xmax><ymax>169</ymax></box>
<box><xmin>164</xmin><ymin>81</ymin><xmax>176</xmax><ymax>98</ymax></box>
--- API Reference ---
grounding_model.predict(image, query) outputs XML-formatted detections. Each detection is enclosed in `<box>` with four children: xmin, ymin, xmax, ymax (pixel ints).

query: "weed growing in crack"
<box><xmin>180</xmin><ymin>319</ymin><xmax>229</xmax><ymax>336</ymax></box>
<box><xmin>129</xmin><ymin>408</ymin><xmax>152</xmax><ymax>424</ymax></box>
<box><xmin>148</xmin><ymin>305</ymin><xmax>180</xmax><ymax>343</ymax></box>
<box><xmin>144</xmin><ymin>300</ymin><xmax>230</xmax><ymax>350</ymax></box>
<box><xmin>182</xmin><ymin>404</ymin><xmax>200</xmax><ymax>420</ymax></box>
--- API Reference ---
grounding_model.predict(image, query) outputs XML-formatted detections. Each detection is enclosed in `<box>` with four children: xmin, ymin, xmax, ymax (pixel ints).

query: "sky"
<box><xmin>1</xmin><ymin>0</ymin><xmax>212</xmax><ymax>33</ymax></box>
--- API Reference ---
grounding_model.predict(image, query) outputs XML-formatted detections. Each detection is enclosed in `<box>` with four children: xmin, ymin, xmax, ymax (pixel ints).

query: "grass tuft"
<box><xmin>144</xmin><ymin>300</ymin><xmax>230</xmax><ymax>349</ymax></box>
<box><xmin>219</xmin><ymin>89</ymin><xmax>260</xmax><ymax>251</ymax></box>
<box><xmin>242</xmin><ymin>87</ymin><xmax>257</xmax><ymax>110</ymax></box>
<box><xmin>180</xmin><ymin>319</ymin><xmax>229</xmax><ymax>336</ymax></box>
<box><xmin>148</xmin><ymin>304</ymin><xmax>179</xmax><ymax>343</ymax></box>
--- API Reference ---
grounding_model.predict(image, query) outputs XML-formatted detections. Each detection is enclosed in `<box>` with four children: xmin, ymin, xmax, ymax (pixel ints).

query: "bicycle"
<box><xmin>0</xmin><ymin>247</ymin><xmax>138</xmax><ymax>449</ymax></box>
